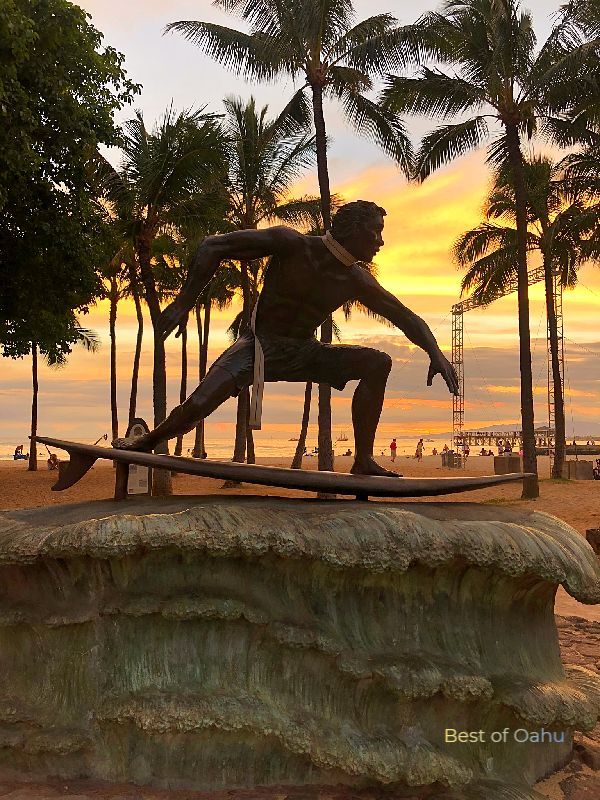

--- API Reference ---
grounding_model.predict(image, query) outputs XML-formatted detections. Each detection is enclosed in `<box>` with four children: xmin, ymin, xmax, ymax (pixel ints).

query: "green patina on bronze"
<box><xmin>0</xmin><ymin>497</ymin><xmax>598</xmax><ymax>799</ymax></box>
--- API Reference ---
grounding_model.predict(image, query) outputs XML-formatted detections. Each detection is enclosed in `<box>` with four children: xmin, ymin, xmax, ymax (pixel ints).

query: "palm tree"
<box><xmin>95</xmin><ymin>106</ymin><xmax>228</xmax><ymax>494</ymax></box>
<box><xmin>127</xmin><ymin>260</ymin><xmax>144</xmax><ymax>427</ymax></box>
<box><xmin>381</xmin><ymin>0</ymin><xmax>599</xmax><ymax>498</ymax></box>
<box><xmin>220</xmin><ymin>96</ymin><xmax>315</xmax><ymax>464</ymax></box>
<box><xmin>100</xmin><ymin>255</ymin><xmax>129</xmax><ymax>445</ymax></box>
<box><xmin>28</xmin><ymin>323</ymin><xmax>100</xmax><ymax>471</ymax></box>
<box><xmin>167</xmin><ymin>0</ymin><xmax>413</xmax><ymax>473</ymax></box>
<box><xmin>455</xmin><ymin>155</ymin><xmax>600</xmax><ymax>478</ymax></box>
<box><xmin>190</xmin><ymin>266</ymin><xmax>240</xmax><ymax>458</ymax></box>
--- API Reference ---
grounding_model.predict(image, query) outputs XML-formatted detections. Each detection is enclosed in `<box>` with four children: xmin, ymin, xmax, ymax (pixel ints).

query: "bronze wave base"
<box><xmin>0</xmin><ymin>497</ymin><xmax>599</xmax><ymax>799</ymax></box>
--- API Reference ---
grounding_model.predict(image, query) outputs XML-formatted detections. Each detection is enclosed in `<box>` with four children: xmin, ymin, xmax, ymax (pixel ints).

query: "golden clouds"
<box><xmin>332</xmin><ymin>153</ymin><xmax>490</xmax><ymax>301</ymax></box>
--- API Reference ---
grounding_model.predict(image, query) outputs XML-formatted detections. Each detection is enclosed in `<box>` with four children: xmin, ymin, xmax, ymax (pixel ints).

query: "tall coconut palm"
<box><xmin>100</xmin><ymin>255</ymin><xmax>129</xmax><ymax>445</ymax></box>
<box><xmin>95</xmin><ymin>106</ymin><xmax>228</xmax><ymax>494</ymax></box>
<box><xmin>455</xmin><ymin>156</ymin><xmax>600</xmax><ymax>478</ymax></box>
<box><xmin>167</xmin><ymin>1</ymin><xmax>413</xmax><ymax>472</ymax></box>
<box><xmin>127</xmin><ymin>261</ymin><xmax>145</xmax><ymax>427</ymax></box>
<box><xmin>381</xmin><ymin>0</ymin><xmax>599</xmax><ymax>498</ymax></box>
<box><xmin>221</xmin><ymin>95</ymin><xmax>315</xmax><ymax>464</ymax></box>
<box><xmin>191</xmin><ymin>265</ymin><xmax>240</xmax><ymax>458</ymax></box>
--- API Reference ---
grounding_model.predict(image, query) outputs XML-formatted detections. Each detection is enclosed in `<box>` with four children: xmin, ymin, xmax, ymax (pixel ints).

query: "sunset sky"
<box><xmin>2</xmin><ymin>0</ymin><xmax>599</xmax><ymax>450</ymax></box>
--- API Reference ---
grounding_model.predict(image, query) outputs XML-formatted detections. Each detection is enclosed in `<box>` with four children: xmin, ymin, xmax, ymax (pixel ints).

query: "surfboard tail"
<box><xmin>53</xmin><ymin>452</ymin><xmax>97</xmax><ymax>491</ymax></box>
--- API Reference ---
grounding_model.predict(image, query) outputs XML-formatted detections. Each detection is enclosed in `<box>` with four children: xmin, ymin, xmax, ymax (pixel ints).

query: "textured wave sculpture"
<box><xmin>0</xmin><ymin>498</ymin><xmax>599</xmax><ymax>799</ymax></box>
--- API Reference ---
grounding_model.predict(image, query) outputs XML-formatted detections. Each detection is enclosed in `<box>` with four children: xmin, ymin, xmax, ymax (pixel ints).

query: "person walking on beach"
<box><xmin>390</xmin><ymin>438</ymin><xmax>397</xmax><ymax>462</ymax></box>
<box><xmin>415</xmin><ymin>438</ymin><xmax>424</xmax><ymax>461</ymax></box>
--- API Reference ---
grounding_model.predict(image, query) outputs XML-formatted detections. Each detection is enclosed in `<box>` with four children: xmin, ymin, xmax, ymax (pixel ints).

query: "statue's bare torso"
<box><xmin>256</xmin><ymin>235</ymin><xmax>370</xmax><ymax>338</ymax></box>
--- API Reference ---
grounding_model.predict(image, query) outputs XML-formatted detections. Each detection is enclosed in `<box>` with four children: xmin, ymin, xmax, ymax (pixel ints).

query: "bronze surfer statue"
<box><xmin>113</xmin><ymin>200</ymin><xmax>459</xmax><ymax>477</ymax></box>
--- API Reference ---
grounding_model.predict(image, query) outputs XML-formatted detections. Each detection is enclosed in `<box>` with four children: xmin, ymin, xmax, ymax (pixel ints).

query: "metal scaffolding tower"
<box><xmin>451</xmin><ymin>266</ymin><xmax>564</xmax><ymax>469</ymax></box>
<box><xmin>547</xmin><ymin>271</ymin><xmax>565</xmax><ymax>462</ymax></box>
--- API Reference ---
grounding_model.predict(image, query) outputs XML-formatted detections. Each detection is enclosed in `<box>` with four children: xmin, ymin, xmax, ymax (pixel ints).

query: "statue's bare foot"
<box><xmin>350</xmin><ymin>457</ymin><xmax>402</xmax><ymax>478</ymax></box>
<box><xmin>111</xmin><ymin>435</ymin><xmax>154</xmax><ymax>452</ymax></box>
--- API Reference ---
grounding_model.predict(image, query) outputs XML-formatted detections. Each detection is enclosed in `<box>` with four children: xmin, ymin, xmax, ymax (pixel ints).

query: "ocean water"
<box><xmin>0</xmin><ymin>431</ymin><xmax>456</xmax><ymax>462</ymax></box>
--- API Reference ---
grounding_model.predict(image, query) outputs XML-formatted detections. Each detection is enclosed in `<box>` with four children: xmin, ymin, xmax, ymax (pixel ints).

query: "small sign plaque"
<box><xmin>125</xmin><ymin>420</ymin><xmax>151</xmax><ymax>495</ymax></box>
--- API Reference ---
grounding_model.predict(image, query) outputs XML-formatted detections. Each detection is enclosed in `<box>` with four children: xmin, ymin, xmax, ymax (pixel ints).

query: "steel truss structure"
<box><xmin>451</xmin><ymin>267</ymin><xmax>564</xmax><ymax>469</ymax></box>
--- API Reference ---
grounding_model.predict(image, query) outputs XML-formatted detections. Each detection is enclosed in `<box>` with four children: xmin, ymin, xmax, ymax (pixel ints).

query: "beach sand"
<box><xmin>1</xmin><ymin>454</ymin><xmax>599</xmax><ymax>799</ymax></box>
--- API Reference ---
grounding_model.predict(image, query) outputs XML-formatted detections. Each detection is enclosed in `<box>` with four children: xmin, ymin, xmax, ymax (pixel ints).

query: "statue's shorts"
<box><xmin>209</xmin><ymin>330</ymin><xmax>389</xmax><ymax>395</ymax></box>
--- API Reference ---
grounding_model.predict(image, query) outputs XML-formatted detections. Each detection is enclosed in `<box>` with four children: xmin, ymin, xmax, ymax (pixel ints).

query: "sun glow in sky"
<box><xmin>1</xmin><ymin>0</ymin><xmax>599</xmax><ymax>448</ymax></box>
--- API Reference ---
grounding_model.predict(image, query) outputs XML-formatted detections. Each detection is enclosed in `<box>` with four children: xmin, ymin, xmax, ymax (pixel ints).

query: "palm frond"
<box><xmin>329</xmin><ymin>14</ymin><xmax>425</xmax><ymax>74</ymax></box>
<box><xmin>275</xmin><ymin>193</ymin><xmax>343</xmax><ymax>234</ymax></box>
<box><xmin>326</xmin><ymin>13</ymin><xmax>397</xmax><ymax>62</ymax></box>
<box><xmin>460</xmin><ymin>246</ymin><xmax>520</xmax><ymax>304</ymax></box>
<box><xmin>74</xmin><ymin>323</ymin><xmax>101</xmax><ymax>353</ymax></box>
<box><xmin>331</xmin><ymin>84</ymin><xmax>413</xmax><ymax>177</ymax></box>
<box><xmin>416</xmin><ymin>116</ymin><xmax>488</xmax><ymax>181</ymax></box>
<box><xmin>270</xmin><ymin>86</ymin><xmax>312</xmax><ymax>138</ymax></box>
<box><xmin>326</xmin><ymin>65</ymin><xmax>372</xmax><ymax>93</ymax></box>
<box><xmin>381</xmin><ymin>69</ymin><xmax>487</xmax><ymax>118</ymax></box>
<box><xmin>454</xmin><ymin>223</ymin><xmax>521</xmax><ymax>267</ymax></box>
<box><xmin>165</xmin><ymin>21</ymin><xmax>290</xmax><ymax>81</ymax></box>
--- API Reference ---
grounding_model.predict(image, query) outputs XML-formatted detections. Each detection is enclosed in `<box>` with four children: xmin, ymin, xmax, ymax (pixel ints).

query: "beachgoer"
<box><xmin>112</xmin><ymin>200</ymin><xmax>458</xmax><ymax>478</ymax></box>
<box><xmin>463</xmin><ymin>444</ymin><xmax>470</xmax><ymax>463</ymax></box>
<box><xmin>390</xmin><ymin>438</ymin><xmax>397</xmax><ymax>461</ymax></box>
<box><xmin>47</xmin><ymin>453</ymin><xmax>60</xmax><ymax>470</ymax></box>
<box><xmin>504</xmin><ymin>441</ymin><xmax>512</xmax><ymax>454</ymax></box>
<box><xmin>442</xmin><ymin>443</ymin><xmax>449</xmax><ymax>453</ymax></box>
<box><xmin>13</xmin><ymin>445</ymin><xmax>27</xmax><ymax>460</ymax></box>
<box><xmin>415</xmin><ymin>438</ymin><xmax>424</xmax><ymax>461</ymax></box>
<box><xmin>432</xmin><ymin>447</ymin><xmax>438</xmax><ymax>456</ymax></box>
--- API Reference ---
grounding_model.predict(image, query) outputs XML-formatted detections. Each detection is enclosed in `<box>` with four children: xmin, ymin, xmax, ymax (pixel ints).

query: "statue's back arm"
<box><xmin>182</xmin><ymin>227</ymin><xmax>301</xmax><ymax>309</ymax></box>
<box><xmin>160</xmin><ymin>227</ymin><xmax>301</xmax><ymax>340</ymax></box>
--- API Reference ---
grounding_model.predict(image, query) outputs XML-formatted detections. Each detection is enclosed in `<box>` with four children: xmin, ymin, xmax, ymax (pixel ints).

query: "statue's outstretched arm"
<box><xmin>356</xmin><ymin>274</ymin><xmax>459</xmax><ymax>395</ymax></box>
<box><xmin>159</xmin><ymin>227</ymin><xmax>300</xmax><ymax>340</ymax></box>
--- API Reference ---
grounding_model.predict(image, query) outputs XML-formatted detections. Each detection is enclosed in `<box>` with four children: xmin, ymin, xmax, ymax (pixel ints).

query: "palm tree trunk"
<box><xmin>291</xmin><ymin>382</ymin><xmax>312</xmax><ymax>469</ymax></box>
<box><xmin>128</xmin><ymin>281</ymin><xmax>144</xmax><ymax>427</ymax></box>
<box><xmin>246</xmin><ymin>421</ymin><xmax>255</xmax><ymax>464</ymax></box>
<box><xmin>506</xmin><ymin>124</ymin><xmax>539</xmax><ymax>499</ymax></box>
<box><xmin>231</xmin><ymin>261</ymin><xmax>252</xmax><ymax>464</ymax></box>
<box><xmin>311</xmin><ymin>83</ymin><xmax>335</xmax><ymax>474</ymax></box>
<box><xmin>174</xmin><ymin>325</ymin><xmax>188</xmax><ymax>456</ymax></box>
<box><xmin>311</xmin><ymin>84</ymin><xmax>332</xmax><ymax>231</ymax></box>
<box><xmin>192</xmin><ymin>300</ymin><xmax>207</xmax><ymax>458</ymax></box>
<box><xmin>136</xmin><ymin>234</ymin><xmax>172</xmax><ymax>496</ymax></box>
<box><xmin>28</xmin><ymin>342</ymin><xmax>38</xmax><ymax>472</ymax></box>
<box><xmin>109</xmin><ymin>275</ymin><xmax>119</xmax><ymax>444</ymax></box>
<box><xmin>232</xmin><ymin>387</ymin><xmax>249</xmax><ymax>462</ymax></box>
<box><xmin>543</xmin><ymin>254</ymin><xmax>566</xmax><ymax>478</ymax></box>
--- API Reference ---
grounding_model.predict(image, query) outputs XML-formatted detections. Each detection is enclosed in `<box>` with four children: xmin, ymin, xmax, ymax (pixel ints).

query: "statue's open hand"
<box><xmin>159</xmin><ymin>301</ymin><xmax>188</xmax><ymax>340</ymax></box>
<box><xmin>427</xmin><ymin>354</ymin><xmax>459</xmax><ymax>395</ymax></box>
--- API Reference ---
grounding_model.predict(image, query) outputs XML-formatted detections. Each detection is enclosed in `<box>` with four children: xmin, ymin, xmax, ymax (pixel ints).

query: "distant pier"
<box><xmin>455</xmin><ymin>428</ymin><xmax>600</xmax><ymax>456</ymax></box>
